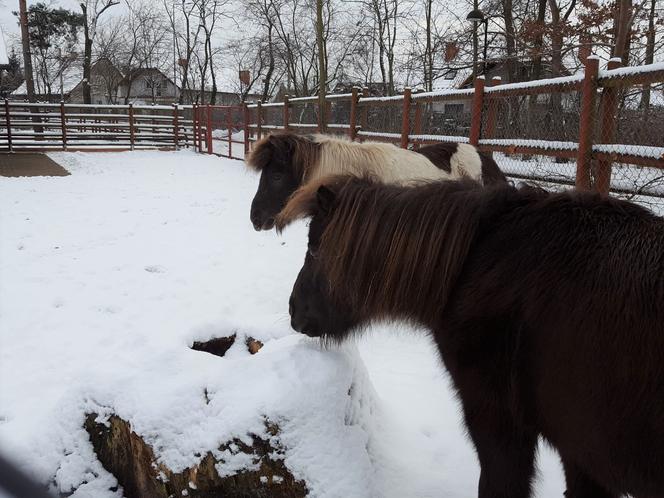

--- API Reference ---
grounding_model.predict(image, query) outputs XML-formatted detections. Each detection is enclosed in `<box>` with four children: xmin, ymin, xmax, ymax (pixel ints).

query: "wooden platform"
<box><xmin>0</xmin><ymin>153</ymin><xmax>70</xmax><ymax>177</ymax></box>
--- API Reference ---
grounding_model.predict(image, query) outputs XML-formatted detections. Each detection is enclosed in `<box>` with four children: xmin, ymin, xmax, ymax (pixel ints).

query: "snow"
<box><xmin>359</xmin><ymin>95</ymin><xmax>404</xmax><ymax>103</ymax></box>
<box><xmin>1</xmin><ymin>150</ymin><xmax>569</xmax><ymax>497</ymax></box>
<box><xmin>599</xmin><ymin>61</ymin><xmax>664</xmax><ymax>80</ymax></box>
<box><xmin>409</xmin><ymin>134</ymin><xmax>470</xmax><ymax>144</ymax></box>
<box><xmin>0</xmin><ymin>33</ymin><xmax>7</xmax><ymax>66</ymax></box>
<box><xmin>411</xmin><ymin>88</ymin><xmax>475</xmax><ymax>101</ymax></box>
<box><xmin>480</xmin><ymin>138</ymin><xmax>579</xmax><ymax>151</ymax></box>
<box><xmin>357</xmin><ymin>130</ymin><xmax>401</xmax><ymax>139</ymax></box>
<box><xmin>484</xmin><ymin>74</ymin><xmax>584</xmax><ymax>93</ymax></box>
<box><xmin>594</xmin><ymin>144</ymin><xmax>664</xmax><ymax>159</ymax></box>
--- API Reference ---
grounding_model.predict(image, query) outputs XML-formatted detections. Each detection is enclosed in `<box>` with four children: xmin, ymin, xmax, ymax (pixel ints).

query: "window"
<box><xmin>445</xmin><ymin>103</ymin><xmax>464</xmax><ymax>116</ymax></box>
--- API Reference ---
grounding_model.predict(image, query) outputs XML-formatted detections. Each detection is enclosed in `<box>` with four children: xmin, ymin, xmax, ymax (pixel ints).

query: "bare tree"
<box><xmin>80</xmin><ymin>0</ymin><xmax>119</xmax><ymax>103</ymax></box>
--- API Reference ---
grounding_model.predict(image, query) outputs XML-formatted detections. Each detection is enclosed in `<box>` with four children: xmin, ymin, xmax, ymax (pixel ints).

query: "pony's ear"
<box><xmin>316</xmin><ymin>185</ymin><xmax>336</xmax><ymax>215</ymax></box>
<box><xmin>246</xmin><ymin>135</ymin><xmax>273</xmax><ymax>171</ymax></box>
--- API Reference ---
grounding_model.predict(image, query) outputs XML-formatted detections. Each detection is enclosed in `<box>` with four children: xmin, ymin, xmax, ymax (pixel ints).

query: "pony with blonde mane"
<box><xmin>247</xmin><ymin>131</ymin><xmax>506</xmax><ymax>230</ymax></box>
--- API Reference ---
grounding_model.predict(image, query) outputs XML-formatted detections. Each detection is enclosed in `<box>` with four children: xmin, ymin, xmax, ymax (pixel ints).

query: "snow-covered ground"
<box><xmin>0</xmin><ymin>151</ymin><xmax>566</xmax><ymax>497</ymax></box>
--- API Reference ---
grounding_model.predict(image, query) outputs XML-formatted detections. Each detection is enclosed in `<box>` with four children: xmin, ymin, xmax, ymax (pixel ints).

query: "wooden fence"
<box><xmin>247</xmin><ymin>58</ymin><xmax>664</xmax><ymax>196</ymax></box>
<box><xmin>2</xmin><ymin>58</ymin><xmax>663</xmax><ymax>197</ymax></box>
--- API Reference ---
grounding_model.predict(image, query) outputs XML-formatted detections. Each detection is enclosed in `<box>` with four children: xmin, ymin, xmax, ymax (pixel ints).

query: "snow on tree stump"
<box><xmin>84</xmin><ymin>413</ymin><xmax>307</xmax><ymax>498</ymax></box>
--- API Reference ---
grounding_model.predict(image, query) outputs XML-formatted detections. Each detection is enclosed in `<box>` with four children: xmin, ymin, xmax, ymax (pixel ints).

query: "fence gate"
<box><xmin>193</xmin><ymin>104</ymin><xmax>249</xmax><ymax>160</ymax></box>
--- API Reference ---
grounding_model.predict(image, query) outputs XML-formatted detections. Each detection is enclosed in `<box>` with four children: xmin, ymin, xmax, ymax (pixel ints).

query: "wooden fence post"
<box><xmin>349</xmin><ymin>87</ymin><xmax>359</xmax><ymax>141</ymax></box>
<box><xmin>576</xmin><ymin>56</ymin><xmax>600</xmax><ymax>191</ymax></box>
<box><xmin>60</xmin><ymin>101</ymin><xmax>67</xmax><ymax>151</ymax></box>
<box><xmin>360</xmin><ymin>87</ymin><xmax>369</xmax><ymax>138</ymax></box>
<box><xmin>173</xmin><ymin>104</ymin><xmax>179</xmax><ymax>150</ymax></box>
<box><xmin>227</xmin><ymin>106</ymin><xmax>232</xmax><ymax>158</ymax></box>
<box><xmin>256</xmin><ymin>101</ymin><xmax>263</xmax><ymax>141</ymax></box>
<box><xmin>469</xmin><ymin>76</ymin><xmax>485</xmax><ymax>146</ymax></box>
<box><xmin>193</xmin><ymin>104</ymin><xmax>199</xmax><ymax>152</ymax></box>
<box><xmin>4</xmin><ymin>100</ymin><xmax>12</xmax><ymax>152</ymax></box>
<box><xmin>206</xmin><ymin>104</ymin><xmax>213</xmax><ymax>154</ymax></box>
<box><xmin>483</xmin><ymin>76</ymin><xmax>502</xmax><ymax>140</ymax></box>
<box><xmin>128</xmin><ymin>103</ymin><xmax>135</xmax><ymax>151</ymax></box>
<box><xmin>401</xmin><ymin>87</ymin><xmax>412</xmax><ymax>149</ymax></box>
<box><xmin>243</xmin><ymin>103</ymin><xmax>250</xmax><ymax>155</ymax></box>
<box><xmin>413</xmin><ymin>91</ymin><xmax>423</xmax><ymax>150</ymax></box>
<box><xmin>283</xmin><ymin>95</ymin><xmax>290</xmax><ymax>131</ymax></box>
<box><xmin>595</xmin><ymin>58</ymin><xmax>621</xmax><ymax>195</ymax></box>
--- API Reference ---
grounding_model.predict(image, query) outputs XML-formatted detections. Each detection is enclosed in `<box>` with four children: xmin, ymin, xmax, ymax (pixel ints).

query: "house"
<box><xmin>10</xmin><ymin>58</ymin><xmax>121</xmax><ymax>104</ymax></box>
<box><xmin>69</xmin><ymin>58</ymin><xmax>123</xmax><ymax>104</ymax></box>
<box><xmin>117</xmin><ymin>68</ymin><xmax>179</xmax><ymax>105</ymax></box>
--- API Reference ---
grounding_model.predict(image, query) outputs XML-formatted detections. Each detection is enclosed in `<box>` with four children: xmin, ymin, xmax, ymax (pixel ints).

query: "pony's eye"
<box><xmin>272</xmin><ymin>172</ymin><xmax>283</xmax><ymax>182</ymax></box>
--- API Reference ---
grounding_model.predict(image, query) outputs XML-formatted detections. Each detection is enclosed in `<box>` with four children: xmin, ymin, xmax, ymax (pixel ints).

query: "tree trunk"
<box><xmin>612</xmin><ymin>0</ymin><xmax>633</xmax><ymax>64</ymax></box>
<box><xmin>18</xmin><ymin>0</ymin><xmax>36</xmax><ymax>103</ymax></box>
<box><xmin>502</xmin><ymin>0</ymin><xmax>517</xmax><ymax>82</ymax></box>
<box><xmin>316</xmin><ymin>0</ymin><xmax>327</xmax><ymax>131</ymax></box>
<box><xmin>82</xmin><ymin>6</ymin><xmax>93</xmax><ymax>105</ymax></box>
<box><xmin>262</xmin><ymin>24</ymin><xmax>275</xmax><ymax>101</ymax></box>
<box><xmin>639</xmin><ymin>0</ymin><xmax>656</xmax><ymax>113</ymax></box>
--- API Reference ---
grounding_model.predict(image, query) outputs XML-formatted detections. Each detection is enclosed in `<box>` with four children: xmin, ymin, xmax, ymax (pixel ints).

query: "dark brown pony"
<box><xmin>246</xmin><ymin>131</ymin><xmax>506</xmax><ymax>230</ymax></box>
<box><xmin>279</xmin><ymin>176</ymin><xmax>664</xmax><ymax>498</ymax></box>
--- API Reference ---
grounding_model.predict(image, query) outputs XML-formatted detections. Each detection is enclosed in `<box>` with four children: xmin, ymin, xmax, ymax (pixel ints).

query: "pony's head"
<box><xmin>278</xmin><ymin>175</ymin><xmax>488</xmax><ymax>342</ymax></box>
<box><xmin>277</xmin><ymin>177</ymin><xmax>367</xmax><ymax>341</ymax></box>
<box><xmin>246</xmin><ymin>132</ymin><xmax>320</xmax><ymax>231</ymax></box>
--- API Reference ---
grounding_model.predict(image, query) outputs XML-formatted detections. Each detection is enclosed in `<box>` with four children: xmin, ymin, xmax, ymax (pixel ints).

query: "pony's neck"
<box><xmin>307</xmin><ymin>138</ymin><xmax>385</xmax><ymax>182</ymax></box>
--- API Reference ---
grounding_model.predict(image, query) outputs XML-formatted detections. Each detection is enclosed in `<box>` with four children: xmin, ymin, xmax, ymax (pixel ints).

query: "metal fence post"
<box><xmin>128</xmin><ymin>103</ymin><xmax>135</xmax><ymax>151</ymax></box>
<box><xmin>576</xmin><ymin>57</ymin><xmax>600</xmax><ymax>191</ymax></box>
<box><xmin>595</xmin><ymin>58</ymin><xmax>621</xmax><ymax>195</ymax></box>
<box><xmin>206</xmin><ymin>104</ymin><xmax>213</xmax><ymax>154</ymax></box>
<box><xmin>173</xmin><ymin>104</ymin><xmax>179</xmax><ymax>150</ymax></box>
<box><xmin>469</xmin><ymin>76</ymin><xmax>486</xmax><ymax>146</ymax></box>
<box><xmin>349</xmin><ymin>87</ymin><xmax>359</xmax><ymax>141</ymax></box>
<box><xmin>401</xmin><ymin>87</ymin><xmax>412</xmax><ymax>149</ymax></box>
<box><xmin>4</xmin><ymin>100</ymin><xmax>12</xmax><ymax>152</ymax></box>
<box><xmin>283</xmin><ymin>95</ymin><xmax>290</xmax><ymax>131</ymax></box>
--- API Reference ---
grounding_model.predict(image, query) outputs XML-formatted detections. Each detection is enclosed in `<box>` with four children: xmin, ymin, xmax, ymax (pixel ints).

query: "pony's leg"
<box><xmin>562</xmin><ymin>461</ymin><xmax>617</xmax><ymax>498</ymax></box>
<box><xmin>462</xmin><ymin>404</ymin><xmax>538</xmax><ymax>498</ymax></box>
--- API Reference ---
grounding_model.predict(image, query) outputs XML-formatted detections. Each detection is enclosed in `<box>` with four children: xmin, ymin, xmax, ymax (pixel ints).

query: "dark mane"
<box><xmin>246</xmin><ymin>132</ymin><xmax>321</xmax><ymax>181</ymax></box>
<box><xmin>317</xmin><ymin>177</ymin><xmax>502</xmax><ymax>324</ymax></box>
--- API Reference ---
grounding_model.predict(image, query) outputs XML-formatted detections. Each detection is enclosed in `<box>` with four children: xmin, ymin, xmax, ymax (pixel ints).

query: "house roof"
<box><xmin>12</xmin><ymin>64</ymin><xmax>83</xmax><ymax>96</ymax></box>
<box><xmin>432</xmin><ymin>69</ymin><xmax>472</xmax><ymax>91</ymax></box>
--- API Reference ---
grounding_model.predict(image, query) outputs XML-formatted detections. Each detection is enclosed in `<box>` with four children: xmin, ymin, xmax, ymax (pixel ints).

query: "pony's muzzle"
<box><xmin>250</xmin><ymin>209</ymin><xmax>275</xmax><ymax>231</ymax></box>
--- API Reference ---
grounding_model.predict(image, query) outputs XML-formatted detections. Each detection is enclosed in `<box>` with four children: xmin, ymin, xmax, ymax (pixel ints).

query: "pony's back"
<box><xmin>310</xmin><ymin>135</ymin><xmax>460</xmax><ymax>184</ymax></box>
<box><xmin>444</xmin><ymin>188</ymin><xmax>664</xmax><ymax>494</ymax></box>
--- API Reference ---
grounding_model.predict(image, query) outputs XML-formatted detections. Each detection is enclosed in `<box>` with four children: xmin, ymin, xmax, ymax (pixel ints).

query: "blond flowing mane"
<box><xmin>309</xmin><ymin>134</ymin><xmax>453</xmax><ymax>184</ymax></box>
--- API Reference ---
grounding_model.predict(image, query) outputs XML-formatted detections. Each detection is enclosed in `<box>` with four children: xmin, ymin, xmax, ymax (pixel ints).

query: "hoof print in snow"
<box><xmin>191</xmin><ymin>335</ymin><xmax>237</xmax><ymax>357</ymax></box>
<box><xmin>246</xmin><ymin>337</ymin><xmax>263</xmax><ymax>355</ymax></box>
<box><xmin>84</xmin><ymin>413</ymin><xmax>307</xmax><ymax>498</ymax></box>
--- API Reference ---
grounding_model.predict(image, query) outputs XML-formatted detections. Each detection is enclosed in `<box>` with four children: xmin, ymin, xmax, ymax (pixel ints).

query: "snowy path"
<box><xmin>1</xmin><ymin>151</ymin><xmax>564</xmax><ymax>497</ymax></box>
